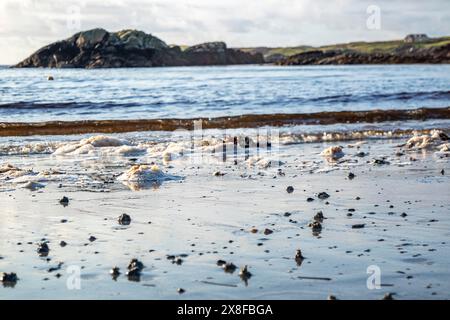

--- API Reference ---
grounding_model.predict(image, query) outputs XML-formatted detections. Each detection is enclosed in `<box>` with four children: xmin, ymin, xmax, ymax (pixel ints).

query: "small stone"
<box><xmin>355</xmin><ymin>152</ymin><xmax>367</xmax><ymax>157</ymax></box>
<box><xmin>441</xmin><ymin>169</ymin><xmax>445</xmax><ymax>175</ymax></box>
<box><xmin>295</xmin><ymin>249</ymin><xmax>305</xmax><ymax>265</ymax></box>
<box><xmin>314</xmin><ymin>211</ymin><xmax>325</xmax><ymax>222</ymax></box>
<box><xmin>222</xmin><ymin>262</ymin><xmax>237</xmax><ymax>273</ymax></box>
<box><xmin>0</xmin><ymin>272</ymin><xmax>18</xmax><ymax>284</ymax></box>
<box><xmin>118</xmin><ymin>213</ymin><xmax>131</xmax><ymax>225</ymax></box>
<box><xmin>47</xmin><ymin>75</ymin><xmax>54</xmax><ymax>81</ymax></box>
<box><xmin>308</xmin><ymin>221</ymin><xmax>322</xmax><ymax>232</ymax></box>
<box><xmin>317</xmin><ymin>192</ymin><xmax>330</xmax><ymax>200</ymax></box>
<box><xmin>59</xmin><ymin>241</ymin><xmax>67</xmax><ymax>247</ymax></box>
<box><xmin>177</xmin><ymin>288</ymin><xmax>185</xmax><ymax>294</ymax></box>
<box><xmin>352</xmin><ymin>224</ymin><xmax>365</xmax><ymax>229</ymax></box>
<box><xmin>48</xmin><ymin>262</ymin><xmax>64</xmax><ymax>273</ymax></box>
<box><xmin>88</xmin><ymin>236</ymin><xmax>97</xmax><ymax>242</ymax></box>
<box><xmin>216</xmin><ymin>260</ymin><xmax>227</xmax><ymax>266</ymax></box>
<box><xmin>438</xmin><ymin>132</ymin><xmax>449</xmax><ymax>140</ymax></box>
<box><xmin>128</xmin><ymin>258</ymin><xmax>144</xmax><ymax>271</ymax></box>
<box><xmin>374</xmin><ymin>159</ymin><xmax>390</xmax><ymax>165</ymax></box>
<box><xmin>382</xmin><ymin>293</ymin><xmax>395</xmax><ymax>300</ymax></box>
<box><xmin>327</xmin><ymin>295</ymin><xmax>338</xmax><ymax>300</ymax></box>
<box><xmin>307</xmin><ymin>197</ymin><xmax>314</xmax><ymax>202</ymax></box>
<box><xmin>37</xmin><ymin>242</ymin><xmax>50</xmax><ymax>257</ymax></box>
<box><xmin>286</xmin><ymin>186</ymin><xmax>294</xmax><ymax>193</ymax></box>
<box><xmin>59</xmin><ymin>196</ymin><xmax>69</xmax><ymax>206</ymax></box>
<box><xmin>213</xmin><ymin>171</ymin><xmax>225</xmax><ymax>176</ymax></box>
<box><xmin>239</xmin><ymin>265</ymin><xmax>252</xmax><ymax>280</ymax></box>
<box><xmin>400</xmin><ymin>213</ymin><xmax>408</xmax><ymax>218</ymax></box>
<box><xmin>348</xmin><ymin>172</ymin><xmax>355</xmax><ymax>180</ymax></box>
<box><xmin>263</xmin><ymin>228</ymin><xmax>273</xmax><ymax>235</ymax></box>
<box><xmin>126</xmin><ymin>267</ymin><xmax>141</xmax><ymax>281</ymax></box>
<box><xmin>110</xmin><ymin>267</ymin><xmax>121</xmax><ymax>278</ymax></box>
<box><xmin>250</xmin><ymin>228</ymin><xmax>258</xmax><ymax>234</ymax></box>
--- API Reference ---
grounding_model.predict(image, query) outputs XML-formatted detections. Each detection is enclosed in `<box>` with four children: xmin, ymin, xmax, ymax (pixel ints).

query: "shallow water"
<box><xmin>1</xmin><ymin>65</ymin><xmax>449</xmax><ymax>122</ymax></box>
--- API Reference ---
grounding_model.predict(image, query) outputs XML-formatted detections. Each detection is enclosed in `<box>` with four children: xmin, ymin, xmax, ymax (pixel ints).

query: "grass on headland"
<box><xmin>238</xmin><ymin>36</ymin><xmax>450</xmax><ymax>59</ymax></box>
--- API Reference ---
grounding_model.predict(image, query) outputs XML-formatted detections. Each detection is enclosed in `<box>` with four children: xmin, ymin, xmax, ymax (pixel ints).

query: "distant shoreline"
<box><xmin>13</xmin><ymin>29</ymin><xmax>450</xmax><ymax>68</ymax></box>
<box><xmin>6</xmin><ymin>62</ymin><xmax>450</xmax><ymax>69</ymax></box>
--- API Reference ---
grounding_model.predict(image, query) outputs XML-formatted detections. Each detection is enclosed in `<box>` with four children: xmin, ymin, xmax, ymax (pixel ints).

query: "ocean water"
<box><xmin>0</xmin><ymin>64</ymin><xmax>449</xmax><ymax>123</ymax></box>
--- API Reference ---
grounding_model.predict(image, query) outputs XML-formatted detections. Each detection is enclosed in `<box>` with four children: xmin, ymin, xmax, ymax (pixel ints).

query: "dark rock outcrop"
<box><xmin>15</xmin><ymin>28</ymin><xmax>264</xmax><ymax>68</ymax></box>
<box><xmin>277</xmin><ymin>44</ymin><xmax>450</xmax><ymax>65</ymax></box>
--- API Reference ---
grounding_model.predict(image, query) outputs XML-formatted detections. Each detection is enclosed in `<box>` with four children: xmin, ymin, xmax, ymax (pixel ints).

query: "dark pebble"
<box><xmin>317</xmin><ymin>192</ymin><xmax>330</xmax><ymax>200</ymax></box>
<box><xmin>128</xmin><ymin>258</ymin><xmax>144</xmax><ymax>271</ymax></box>
<box><xmin>37</xmin><ymin>242</ymin><xmax>50</xmax><ymax>257</ymax></box>
<box><xmin>216</xmin><ymin>260</ymin><xmax>227</xmax><ymax>266</ymax></box>
<box><xmin>223</xmin><ymin>262</ymin><xmax>237</xmax><ymax>273</ymax></box>
<box><xmin>314</xmin><ymin>211</ymin><xmax>324</xmax><ymax>222</ymax></box>
<box><xmin>59</xmin><ymin>196</ymin><xmax>69</xmax><ymax>206</ymax></box>
<box><xmin>0</xmin><ymin>272</ymin><xmax>18</xmax><ymax>284</ymax></box>
<box><xmin>239</xmin><ymin>265</ymin><xmax>252</xmax><ymax>280</ymax></box>
<box><xmin>110</xmin><ymin>267</ymin><xmax>121</xmax><ymax>277</ymax></box>
<box><xmin>382</xmin><ymin>293</ymin><xmax>395</xmax><ymax>300</ymax></box>
<box><xmin>118</xmin><ymin>213</ymin><xmax>131</xmax><ymax>225</ymax></box>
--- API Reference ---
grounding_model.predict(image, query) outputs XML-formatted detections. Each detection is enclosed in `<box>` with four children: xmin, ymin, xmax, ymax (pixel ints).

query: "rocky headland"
<box><xmin>14</xmin><ymin>30</ymin><xmax>450</xmax><ymax>68</ymax></box>
<box><xmin>276</xmin><ymin>44</ymin><xmax>450</xmax><ymax>65</ymax></box>
<box><xmin>14</xmin><ymin>28</ymin><xmax>264</xmax><ymax>68</ymax></box>
<box><xmin>242</xmin><ymin>34</ymin><xmax>450</xmax><ymax>65</ymax></box>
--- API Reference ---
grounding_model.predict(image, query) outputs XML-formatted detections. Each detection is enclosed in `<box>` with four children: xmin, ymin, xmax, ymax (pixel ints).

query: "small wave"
<box><xmin>0</xmin><ymin>107</ymin><xmax>449</xmax><ymax>137</ymax></box>
<box><xmin>1</xmin><ymin>90</ymin><xmax>449</xmax><ymax>112</ymax></box>
<box><xmin>0</xmin><ymin>101</ymin><xmax>137</xmax><ymax>111</ymax></box>
<box><xmin>306</xmin><ymin>90</ymin><xmax>450</xmax><ymax>104</ymax></box>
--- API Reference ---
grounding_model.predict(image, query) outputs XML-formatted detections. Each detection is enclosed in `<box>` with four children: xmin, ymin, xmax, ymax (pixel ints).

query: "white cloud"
<box><xmin>0</xmin><ymin>0</ymin><xmax>448</xmax><ymax>64</ymax></box>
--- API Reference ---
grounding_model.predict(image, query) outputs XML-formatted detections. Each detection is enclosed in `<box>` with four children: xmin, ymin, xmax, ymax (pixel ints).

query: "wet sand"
<box><xmin>0</xmin><ymin>132</ymin><xmax>449</xmax><ymax>299</ymax></box>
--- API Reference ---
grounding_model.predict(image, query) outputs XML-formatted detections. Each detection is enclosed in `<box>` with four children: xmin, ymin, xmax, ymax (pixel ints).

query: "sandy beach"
<box><xmin>1</xmin><ymin>129</ymin><xmax>449</xmax><ymax>299</ymax></box>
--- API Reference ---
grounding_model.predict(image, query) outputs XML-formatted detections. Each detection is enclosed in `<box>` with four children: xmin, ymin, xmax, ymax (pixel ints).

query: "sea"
<box><xmin>0</xmin><ymin>64</ymin><xmax>449</xmax><ymax>124</ymax></box>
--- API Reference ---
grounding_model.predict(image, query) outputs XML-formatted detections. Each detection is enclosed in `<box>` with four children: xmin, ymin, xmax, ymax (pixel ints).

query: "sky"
<box><xmin>0</xmin><ymin>0</ymin><xmax>449</xmax><ymax>64</ymax></box>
